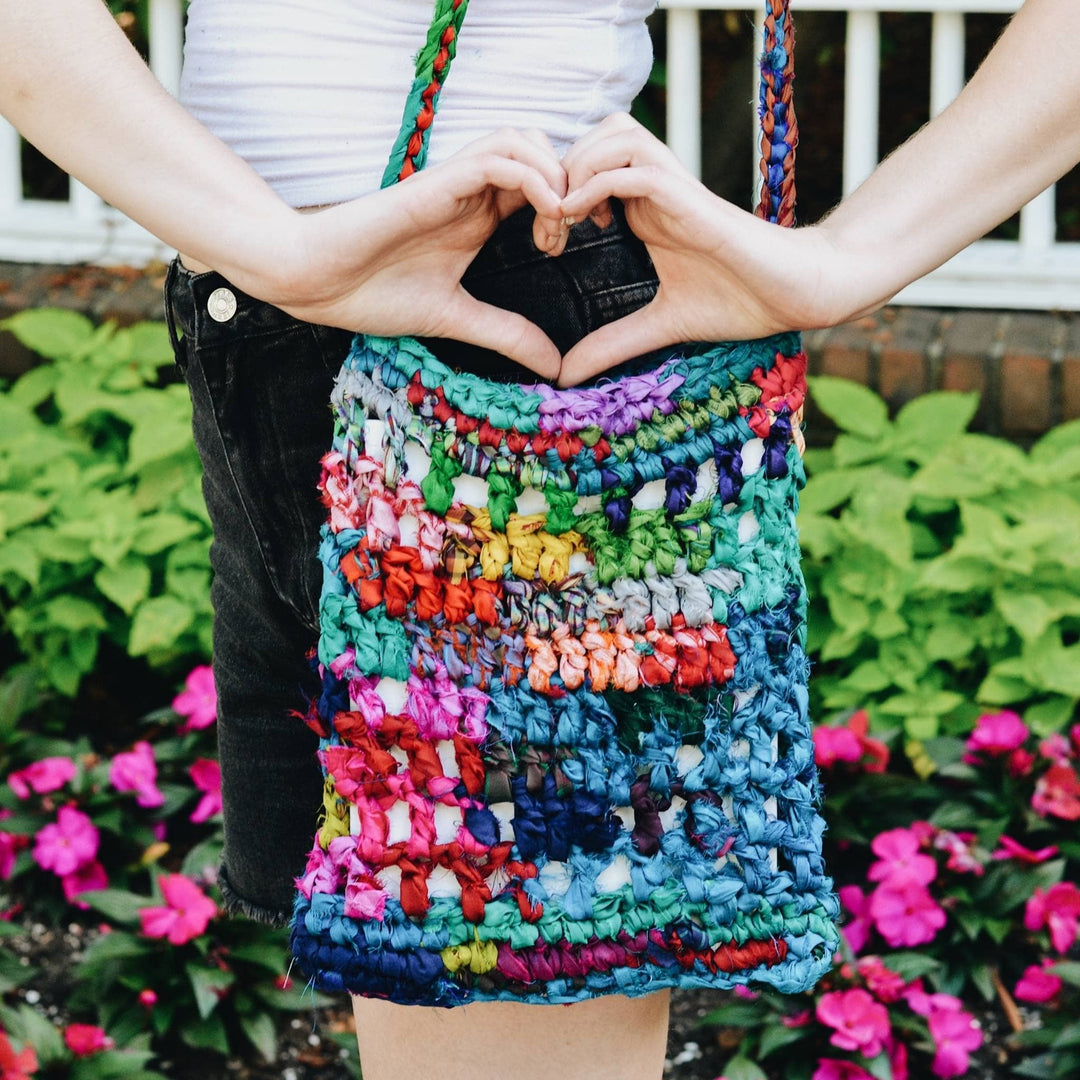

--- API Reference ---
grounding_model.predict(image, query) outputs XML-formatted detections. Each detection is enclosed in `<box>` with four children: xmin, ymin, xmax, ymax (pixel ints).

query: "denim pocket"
<box><xmin>188</xmin><ymin>318</ymin><xmax>353</xmax><ymax>631</ymax></box>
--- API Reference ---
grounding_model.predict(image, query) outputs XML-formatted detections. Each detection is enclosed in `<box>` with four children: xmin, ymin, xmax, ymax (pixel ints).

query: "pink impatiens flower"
<box><xmin>838</xmin><ymin>884</ymin><xmax>872</xmax><ymax>954</ymax></box>
<box><xmin>1025</xmin><ymin>881</ymin><xmax>1080</xmax><ymax>954</ymax></box>
<box><xmin>812</xmin><ymin>1061</ymin><xmax>874</xmax><ymax>1080</ymax></box>
<box><xmin>856</xmin><ymin>956</ymin><xmax>907</xmax><ymax>1003</ymax></box>
<box><xmin>188</xmin><ymin>759</ymin><xmax>222</xmax><ymax>824</ymax></box>
<box><xmin>927</xmin><ymin>1005</ymin><xmax>982</xmax><ymax>1078</ymax></box>
<box><xmin>868</xmin><ymin>881</ymin><xmax>947</xmax><ymax>948</ymax></box>
<box><xmin>139</xmin><ymin>874</ymin><xmax>217</xmax><ymax>945</ymax></box>
<box><xmin>1014</xmin><ymin>959</ymin><xmax>1063</xmax><ymax>1004</ymax></box>
<box><xmin>8</xmin><ymin>756</ymin><xmax>77</xmax><ymax>799</ymax></box>
<box><xmin>109</xmin><ymin>741</ymin><xmax>164</xmax><ymax>809</ymax></box>
<box><xmin>0</xmin><ymin>1028</ymin><xmax>37</xmax><ymax>1079</ymax></box>
<box><xmin>867</xmin><ymin>828</ymin><xmax>937</xmax><ymax>888</ymax></box>
<box><xmin>33</xmin><ymin>806</ymin><xmax>99</xmax><ymax>877</ymax></box>
<box><xmin>964</xmin><ymin>710</ymin><xmax>1029</xmax><ymax>760</ymax></box>
<box><xmin>991</xmin><ymin>835</ymin><xmax>1059</xmax><ymax>864</ymax></box>
<box><xmin>63</xmin><ymin>1023</ymin><xmax>114</xmax><ymax>1057</ymax></box>
<box><xmin>173</xmin><ymin>665</ymin><xmax>217</xmax><ymax>732</ymax></box>
<box><xmin>815</xmin><ymin>988</ymin><xmax>892</xmax><ymax>1057</ymax></box>
<box><xmin>814</xmin><ymin>710</ymin><xmax>889</xmax><ymax>772</ymax></box>
<box><xmin>61</xmin><ymin>860</ymin><xmax>108</xmax><ymax>909</ymax></box>
<box><xmin>0</xmin><ymin>829</ymin><xmax>17</xmax><ymax>881</ymax></box>
<box><xmin>1031</xmin><ymin>764</ymin><xmax>1080</xmax><ymax>821</ymax></box>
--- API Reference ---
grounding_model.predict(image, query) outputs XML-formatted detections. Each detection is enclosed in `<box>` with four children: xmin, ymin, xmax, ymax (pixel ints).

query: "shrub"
<box><xmin>0</xmin><ymin>309</ymin><xmax>211</xmax><ymax>699</ymax></box>
<box><xmin>801</xmin><ymin>377</ymin><xmax>1080</xmax><ymax>762</ymax></box>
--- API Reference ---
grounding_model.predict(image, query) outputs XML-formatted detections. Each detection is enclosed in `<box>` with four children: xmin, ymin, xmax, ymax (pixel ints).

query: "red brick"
<box><xmin>1063</xmin><ymin>315</ymin><xmax>1080</xmax><ymax>423</ymax></box>
<box><xmin>939</xmin><ymin>310</ymin><xmax>1004</xmax><ymax>433</ymax></box>
<box><xmin>999</xmin><ymin>313</ymin><xmax>1065</xmax><ymax>436</ymax></box>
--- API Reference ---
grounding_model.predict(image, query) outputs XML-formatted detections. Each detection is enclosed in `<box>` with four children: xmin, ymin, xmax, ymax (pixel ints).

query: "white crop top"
<box><xmin>180</xmin><ymin>0</ymin><xmax>656</xmax><ymax>207</ymax></box>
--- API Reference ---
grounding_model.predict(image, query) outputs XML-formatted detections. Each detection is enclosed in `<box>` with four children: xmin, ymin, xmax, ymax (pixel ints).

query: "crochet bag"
<box><xmin>290</xmin><ymin>0</ymin><xmax>840</xmax><ymax>1005</ymax></box>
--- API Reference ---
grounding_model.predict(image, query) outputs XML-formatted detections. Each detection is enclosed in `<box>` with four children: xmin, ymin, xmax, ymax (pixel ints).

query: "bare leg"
<box><xmin>352</xmin><ymin>990</ymin><xmax>671</xmax><ymax>1080</ymax></box>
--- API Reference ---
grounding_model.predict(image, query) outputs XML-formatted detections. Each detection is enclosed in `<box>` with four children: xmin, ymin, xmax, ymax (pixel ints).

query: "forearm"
<box><xmin>817</xmin><ymin>0</ymin><xmax>1080</xmax><ymax>314</ymax></box>
<box><xmin>0</xmin><ymin>0</ymin><xmax>300</xmax><ymax>293</ymax></box>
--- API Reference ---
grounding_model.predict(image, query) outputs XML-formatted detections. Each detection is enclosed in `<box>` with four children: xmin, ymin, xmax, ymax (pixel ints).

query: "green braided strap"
<box><xmin>380</xmin><ymin>0</ymin><xmax>471</xmax><ymax>189</ymax></box>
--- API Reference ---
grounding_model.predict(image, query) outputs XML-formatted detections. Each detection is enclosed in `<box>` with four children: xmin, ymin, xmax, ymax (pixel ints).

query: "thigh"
<box><xmin>352</xmin><ymin>990</ymin><xmax>671</xmax><ymax>1080</ymax></box>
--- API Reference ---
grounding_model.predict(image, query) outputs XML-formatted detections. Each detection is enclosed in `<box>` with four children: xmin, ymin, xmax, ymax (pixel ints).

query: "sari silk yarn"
<box><xmin>289</xmin><ymin>333</ymin><xmax>841</xmax><ymax>1005</ymax></box>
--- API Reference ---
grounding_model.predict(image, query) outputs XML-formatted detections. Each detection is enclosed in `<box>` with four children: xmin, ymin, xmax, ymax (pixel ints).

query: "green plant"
<box><xmin>801</xmin><ymin>377</ymin><xmax>1080</xmax><ymax>766</ymax></box>
<box><xmin>0</xmin><ymin>309</ymin><xmax>211</xmax><ymax>700</ymax></box>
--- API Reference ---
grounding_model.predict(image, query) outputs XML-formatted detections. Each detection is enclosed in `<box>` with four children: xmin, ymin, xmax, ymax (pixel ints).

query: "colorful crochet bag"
<box><xmin>290</xmin><ymin>0</ymin><xmax>841</xmax><ymax>1005</ymax></box>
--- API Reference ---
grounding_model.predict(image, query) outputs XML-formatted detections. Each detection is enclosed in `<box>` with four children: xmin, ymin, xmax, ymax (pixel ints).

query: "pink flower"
<box><xmin>0</xmin><ymin>1028</ymin><xmax>37</xmax><ymax>1079</ymax></box>
<box><xmin>139</xmin><ymin>874</ymin><xmax>217</xmax><ymax>945</ymax></box>
<box><xmin>1039</xmin><ymin>733</ymin><xmax>1071</xmax><ymax>765</ymax></box>
<box><xmin>33</xmin><ymin>806</ymin><xmax>99</xmax><ymax>877</ymax></box>
<box><xmin>1025</xmin><ymin>882</ymin><xmax>1080</xmax><ymax>953</ymax></box>
<box><xmin>839</xmin><ymin>884</ymin><xmax>872</xmax><ymax>954</ymax></box>
<box><xmin>888</xmin><ymin>1036</ymin><xmax>909</xmax><ymax>1080</ymax></box>
<box><xmin>991</xmin><ymin>835</ymin><xmax>1059</xmax><ymax>863</ymax></box>
<box><xmin>927</xmin><ymin>1005</ymin><xmax>982</xmax><ymax>1077</ymax></box>
<box><xmin>815</xmin><ymin>988</ymin><xmax>891</xmax><ymax>1057</ymax></box>
<box><xmin>812</xmin><ymin>1061</ymin><xmax>874</xmax><ymax>1080</ymax></box>
<box><xmin>1032</xmin><ymin>764</ymin><xmax>1080</xmax><ymax>821</ymax></box>
<box><xmin>61</xmin><ymin>860</ymin><xmax>108</xmax><ymax>908</ymax></box>
<box><xmin>63</xmin><ymin>1024</ymin><xmax>114</xmax><ymax>1057</ymax></box>
<box><xmin>781</xmin><ymin>1008</ymin><xmax>812</xmax><ymax>1028</ymax></box>
<box><xmin>138</xmin><ymin>988</ymin><xmax>158</xmax><ymax>1009</ymax></box>
<box><xmin>109</xmin><ymin>741</ymin><xmax>164</xmax><ymax>809</ymax></box>
<box><xmin>964</xmin><ymin>710</ymin><xmax>1029</xmax><ymax>759</ymax></box>
<box><xmin>8</xmin><ymin>757</ymin><xmax>76</xmax><ymax>799</ymax></box>
<box><xmin>933</xmin><ymin>829</ymin><xmax>984</xmax><ymax>876</ymax></box>
<box><xmin>733</xmin><ymin>984</ymin><xmax>759</xmax><ymax>1000</ymax></box>
<box><xmin>814</xmin><ymin>710</ymin><xmax>888</xmax><ymax>772</ymax></box>
<box><xmin>1015</xmin><ymin>959</ymin><xmax>1063</xmax><ymax>1004</ymax></box>
<box><xmin>173</xmin><ymin>665</ymin><xmax>217</xmax><ymax>732</ymax></box>
<box><xmin>188</xmin><ymin>759</ymin><xmax>222</xmax><ymax>824</ymax></box>
<box><xmin>856</xmin><ymin>956</ymin><xmax>907</xmax><ymax>1003</ymax></box>
<box><xmin>1009</xmin><ymin>748</ymin><xmax>1036</xmax><ymax>777</ymax></box>
<box><xmin>868</xmin><ymin>881</ymin><xmax>947</xmax><ymax>948</ymax></box>
<box><xmin>867</xmin><ymin>828</ymin><xmax>937</xmax><ymax>888</ymax></box>
<box><xmin>0</xmin><ymin>829</ymin><xmax>17</xmax><ymax>880</ymax></box>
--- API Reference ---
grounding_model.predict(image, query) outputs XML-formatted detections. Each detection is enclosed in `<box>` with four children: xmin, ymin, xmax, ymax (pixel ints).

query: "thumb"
<box><xmin>445</xmin><ymin>291</ymin><xmax>563</xmax><ymax>381</ymax></box>
<box><xmin>557</xmin><ymin>301</ymin><xmax>675</xmax><ymax>387</ymax></box>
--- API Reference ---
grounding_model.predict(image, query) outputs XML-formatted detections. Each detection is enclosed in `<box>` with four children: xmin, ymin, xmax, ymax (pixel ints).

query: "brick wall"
<box><xmin>3</xmin><ymin>260</ymin><xmax>1077</xmax><ymax>441</ymax></box>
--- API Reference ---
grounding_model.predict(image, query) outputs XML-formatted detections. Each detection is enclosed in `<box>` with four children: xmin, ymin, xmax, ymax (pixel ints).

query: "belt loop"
<box><xmin>163</xmin><ymin>256</ymin><xmax>183</xmax><ymax>357</ymax></box>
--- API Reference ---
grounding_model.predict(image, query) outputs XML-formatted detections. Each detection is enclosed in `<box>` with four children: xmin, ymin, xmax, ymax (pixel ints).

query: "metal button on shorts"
<box><xmin>207</xmin><ymin>287</ymin><xmax>238</xmax><ymax>323</ymax></box>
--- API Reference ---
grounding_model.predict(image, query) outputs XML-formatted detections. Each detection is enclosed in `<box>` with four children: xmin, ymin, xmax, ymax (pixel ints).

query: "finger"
<box><xmin>557</xmin><ymin>302</ymin><xmax>677</xmax><ymax>387</ymax></box>
<box><xmin>447</xmin><ymin>292</ymin><xmax>562</xmax><ymax>380</ymax></box>
<box><xmin>563</xmin><ymin>130</ymin><xmax>684</xmax><ymax>201</ymax></box>
<box><xmin>445</xmin><ymin>152</ymin><xmax>564</xmax><ymax>221</ymax></box>
<box><xmin>560</xmin><ymin>165</ymin><xmax>672</xmax><ymax>221</ymax></box>
<box><xmin>559</xmin><ymin>112</ymin><xmax>644</xmax><ymax>178</ymax></box>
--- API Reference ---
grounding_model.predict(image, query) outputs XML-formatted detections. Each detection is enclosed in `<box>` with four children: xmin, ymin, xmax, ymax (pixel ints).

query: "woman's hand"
<box><xmin>258</xmin><ymin>129</ymin><xmax>569</xmax><ymax>378</ymax></box>
<box><xmin>554</xmin><ymin>114</ymin><xmax>853</xmax><ymax>387</ymax></box>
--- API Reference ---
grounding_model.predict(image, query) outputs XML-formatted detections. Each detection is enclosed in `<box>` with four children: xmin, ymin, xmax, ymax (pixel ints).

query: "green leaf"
<box><xmin>993</xmin><ymin>589</ymin><xmax>1060</xmax><ymax>642</ymax></box>
<box><xmin>70</xmin><ymin>1050</ymin><xmax>161</xmax><ymax>1080</ymax></box>
<box><xmin>699</xmin><ymin>1000</ymin><xmax>767</xmax><ymax>1028</ymax></box>
<box><xmin>128</xmin><ymin>595</ymin><xmax>194</xmax><ymax>655</ymax></box>
<box><xmin>42</xmin><ymin>595</ymin><xmax>108</xmax><ymax>632</ymax></box>
<box><xmin>229</xmin><ymin>940</ymin><xmax>291</xmax><ymax>975</ymax></box>
<box><xmin>79</xmin><ymin>888</ymin><xmax>148</xmax><ymax>924</ymax></box>
<box><xmin>893</xmin><ymin>392</ymin><xmax>979</xmax><ymax>457</ymax></box>
<box><xmin>720</xmin><ymin>1057</ymin><xmax>769</xmax><ymax>1080</ymax></box>
<box><xmin>0</xmin><ymin>538</ymin><xmax>41</xmax><ymax>588</ymax></box>
<box><xmin>756</xmin><ymin>1022</ymin><xmax>810</xmax><ymax>1059</ymax></box>
<box><xmin>2</xmin><ymin>307</ymin><xmax>95</xmax><ymax>359</ymax></box>
<box><xmin>130</xmin><ymin>513</ymin><xmax>199</xmax><ymax>556</ymax></box>
<box><xmin>239</xmin><ymin>1010</ymin><xmax>279</xmax><ymax>1063</ymax></box>
<box><xmin>0</xmin><ymin>492</ymin><xmax>51</xmax><ymax>537</ymax></box>
<box><xmin>1050</xmin><ymin>961</ymin><xmax>1080</xmax><ymax>989</ymax></box>
<box><xmin>1026</xmin><ymin>697</ymin><xmax>1077</xmax><ymax>737</ymax></box>
<box><xmin>94</xmin><ymin>558</ymin><xmax>152</xmax><ymax>616</ymax></box>
<box><xmin>180</xmin><ymin>1012</ymin><xmax>230</xmax><ymax>1056</ymax></box>
<box><xmin>881</xmin><ymin>951</ymin><xmax>941</xmax><ymax>982</ymax></box>
<box><xmin>809</xmin><ymin>376</ymin><xmax>890</xmax><ymax>439</ymax></box>
<box><xmin>0</xmin><ymin>1003</ymin><xmax>67</xmax><ymax>1065</ymax></box>
<box><xmin>799</xmin><ymin>470</ymin><xmax>859</xmax><ymax>515</ymax></box>
<box><xmin>186</xmin><ymin>963</ymin><xmax>236</xmax><ymax>1020</ymax></box>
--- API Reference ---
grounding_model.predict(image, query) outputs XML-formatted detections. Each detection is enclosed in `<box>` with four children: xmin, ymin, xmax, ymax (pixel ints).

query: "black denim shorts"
<box><xmin>164</xmin><ymin>202</ymin><xmax>658</xmax><ymax>925</ymax></box>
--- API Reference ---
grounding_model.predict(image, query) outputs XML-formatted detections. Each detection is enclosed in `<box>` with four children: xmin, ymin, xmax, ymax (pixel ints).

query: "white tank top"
<box><xmin>180</xmin><ymin>0</ymin><xmax>656</xmax><ymax>207</ymax></box>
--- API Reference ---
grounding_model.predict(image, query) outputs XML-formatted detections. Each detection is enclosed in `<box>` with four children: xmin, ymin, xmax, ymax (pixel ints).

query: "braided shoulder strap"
<box><xmin>383</xmin><ymin>0</ymin><xmax>797</xmax><ymax>226</ymax></box>
<box><xmin>756</xmin><ymin>0</ymin><xmax>798</xmax><ymax>226</ymax></box>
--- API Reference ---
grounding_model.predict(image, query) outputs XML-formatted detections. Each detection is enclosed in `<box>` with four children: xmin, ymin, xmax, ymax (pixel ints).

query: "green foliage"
<box><xmin>0</xmin><ymin>309</ymin><xmax>211</xmax><ymax>699</ymax></box>
<box><xmin>802</xmin><ymin>377</ymin><xmax>1080</xmax><ymax>758</ymax></box>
